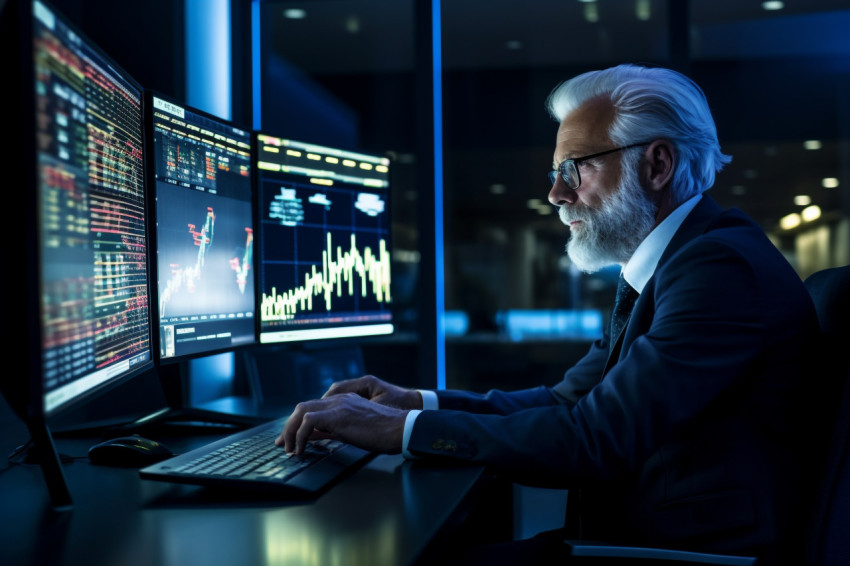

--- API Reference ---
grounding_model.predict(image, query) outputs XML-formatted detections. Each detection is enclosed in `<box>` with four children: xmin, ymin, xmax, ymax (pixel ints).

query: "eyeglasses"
<box><xmin>549</xmin><ymin>142</ymin><xmax>651</xmax><ymax>190</ymax></box>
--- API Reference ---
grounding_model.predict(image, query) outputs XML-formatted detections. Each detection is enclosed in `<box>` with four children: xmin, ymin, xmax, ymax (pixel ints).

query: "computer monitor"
<box><xmin>2</xmin><ymin>0</ymin><xmax>154</xmax><ymax>508</ymax></box>
<box><xmin>254</xmin><ymin>133</ymin><xmax>394</xmax><ymax>345</ymax></box>
<box><xmin>131</xmin><ymin>92</ymin><xmax>264</xmax><ymax>430</ymax></box>
<box><xmin>146</xmin><ymin>91</ymin><xmax>256</xmax><ymax>362</ymax></box>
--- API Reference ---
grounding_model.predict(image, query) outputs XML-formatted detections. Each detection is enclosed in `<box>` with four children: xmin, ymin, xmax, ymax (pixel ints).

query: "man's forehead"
<box><xmin>555</xmin><ymin>95</ymin><xmax>615</xmax><ymax>154</ymax></box>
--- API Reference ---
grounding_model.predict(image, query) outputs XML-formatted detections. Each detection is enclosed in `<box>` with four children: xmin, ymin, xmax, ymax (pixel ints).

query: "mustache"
<box><xmin>558</xmin><ymin>205</ymin><xmax>594</xmax><ymax>225</ymax></box>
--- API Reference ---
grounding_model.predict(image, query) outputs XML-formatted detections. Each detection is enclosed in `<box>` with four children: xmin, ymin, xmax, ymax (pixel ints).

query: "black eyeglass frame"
<box><xmin>549</xmin><ymin>142</ymin><xmax>652</xmax><ymax>190</ymax></box>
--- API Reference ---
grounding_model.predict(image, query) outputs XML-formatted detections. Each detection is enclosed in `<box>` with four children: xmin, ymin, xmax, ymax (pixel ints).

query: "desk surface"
<box><xmin>0</xmin><ymin>406</ymin><xmax>485</xmax><ymax>566</ymax></box>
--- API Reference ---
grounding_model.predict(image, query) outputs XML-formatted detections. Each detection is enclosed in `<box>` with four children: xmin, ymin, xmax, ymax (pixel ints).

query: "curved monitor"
<box><xmin>255</xmin><ymin>134</ymin><xmax>394</xmax><ymax>345</ymax></box>
<box><xmin>27</xmin><ymin>0</ymin><xmax>154</xmax><ymax>419</ymax></box>
<box><xmin>3</xmin><ymin>0</ymin><xmax>154</xmax><ymax>508</ymax></box>
<box><xmin>146</xmin><ymin>92</ymin><xmax>256</xmax><ymax>363</ymax></box>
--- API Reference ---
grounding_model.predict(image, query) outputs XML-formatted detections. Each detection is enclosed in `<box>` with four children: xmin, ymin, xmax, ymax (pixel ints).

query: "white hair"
<box><xmin>546</xmin><ymin>64</ymin><xmax>732</xmax><ymax>202</ymax></box>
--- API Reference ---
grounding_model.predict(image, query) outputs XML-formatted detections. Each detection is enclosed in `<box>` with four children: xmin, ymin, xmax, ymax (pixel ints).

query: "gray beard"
<box><xmin>560</xmin><ymin>166</ymin><xmax>658</xmax><ymax>274</ymax></box>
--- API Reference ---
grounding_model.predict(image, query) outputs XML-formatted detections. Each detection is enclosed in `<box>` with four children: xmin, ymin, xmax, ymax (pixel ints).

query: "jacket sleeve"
<box><xmin>408</xmin><ymin>234</ymin><xmax>810</xmax><ymax>490</ymax></box>
<box><xmin>550</xmin><ymin>337</ymin><xmax>610</xmax><ymax>405</ymax></box>
<box><xmin>434</xmin><ymin>384</ymin><xmax>561</xmax><ymax>414</ymax></box>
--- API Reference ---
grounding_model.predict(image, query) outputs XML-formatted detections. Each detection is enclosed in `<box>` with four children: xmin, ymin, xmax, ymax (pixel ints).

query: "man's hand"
<box><xmin>276</xmin><ymin>392</ymin><xmax>408</xmax><ymax>455</ymax></box>
<box><xmin>322</xmin><ymin>375</ymin><xmax>423</xmax><ymax>410</ymax></box>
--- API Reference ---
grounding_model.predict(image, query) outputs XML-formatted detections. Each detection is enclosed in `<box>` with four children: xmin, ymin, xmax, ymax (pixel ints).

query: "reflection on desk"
<box><xmin>0</xmin><ymin>421</ymin><xmax>485</xmax><ymax>566</ymax></box>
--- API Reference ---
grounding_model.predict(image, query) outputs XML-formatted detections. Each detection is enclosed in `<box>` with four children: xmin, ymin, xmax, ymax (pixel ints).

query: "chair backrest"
<box><xmin>804</xmin><ymin>265</ymin><xmax>850</xmax><ymax>339</ymax></box>
<box><xmin>803</xmin><ymin>265</ymin><xmax>850</xmax><ymax>566</ymax></box>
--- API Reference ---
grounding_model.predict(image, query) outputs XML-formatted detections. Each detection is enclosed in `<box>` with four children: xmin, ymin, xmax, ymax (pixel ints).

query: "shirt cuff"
<box><xmin>402</xmin><ymin>409</ymin><xmax>422</xmax><ymax>459</ymax></box>
<box><xmin>419</xmin><ymin>389</ymin><xmax>438</xmax><ymax>410</ymax></box>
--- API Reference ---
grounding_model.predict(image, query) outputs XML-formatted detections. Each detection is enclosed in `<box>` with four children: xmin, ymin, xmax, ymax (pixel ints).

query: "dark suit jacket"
<box><xmin>407</xmin><ymin>196</ymin><xmax>826</xmax><ymax>564</ymax></box>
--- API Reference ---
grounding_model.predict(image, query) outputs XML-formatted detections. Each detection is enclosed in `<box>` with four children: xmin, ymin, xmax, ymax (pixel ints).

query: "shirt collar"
<box><xmin>622</xmin><ymin>194</ymin><xmax>702</xmax><ymax>293</ymax></box>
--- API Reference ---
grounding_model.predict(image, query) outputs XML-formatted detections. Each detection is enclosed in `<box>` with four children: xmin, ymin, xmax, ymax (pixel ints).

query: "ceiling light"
<box><xmin>731</xmin><ymin>185</ymin><xmax>747</xmax><ymax>196</ymax></box>
<box><xmin>780</xmin><ymin>213</ymin><xmax>801</xmax><ymax>231</ymax></box>
<box><xmin>489</xmin><ymin>184</ymin><xmax>506</xmax><ymax>194</ymax></box>
<box><xmin>537</xmin><ymin>207</ymin><xmax>553</xmax><ymax>215</ymax></box>
<box><xmin>505</xmin><ymin>40</ymin><xmax>523</xmax><ymax>50</ymax></box>
<box><xmin>822</xmin><ymin>177</ymin><xmax>839</xmax><ymax>188</ymax></box>
<box><xmin>804</xmin><ymin>140</ymin><xmax>822</xmax><ymax>150</ymax></box>
<box><xmin>802</xmin><ymin>205</ymin><xmax>821</xmax><ymax>222</ymax></box>
<box><xmin>583</xmin><ymin>2</ymin><xmax>599</xmax><ymax>22</ymax></box>
<box><xmin>793</xmin><ymin>195</ymin><xmax>811</xmax><ymax>206</ymax></box>
<box><xmin>345</xmin><ymin>15</ymin><xmax>360</xmax><ymax>33</ymax></box>
<box><xmin>762</xmin><ymin>1</ymin><xmax>784</xmax><ymax>10</ymax></box>
<box><xmin>636</xmin><ymin>0</ymin><xmax>651</xmax><ymax>21</ymax></box>
<box><xmin>283</xmin><ymin>8</ymin><xmax>306</xmax><ymax>19</ymax></box>
<box><xmin>526</xmin><ymin>198</ymin><xmax>543</xmax><ymax>208</ymax></box>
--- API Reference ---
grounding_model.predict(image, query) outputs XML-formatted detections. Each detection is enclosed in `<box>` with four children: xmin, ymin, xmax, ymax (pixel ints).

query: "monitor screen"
<box><xmin>255</xmin><ymin>134</ymin><xmax>394</xmax><ymax>344</ymax></box>
<box><xmin>26</xmin><ymin>0</ymin><xmax>154</xmax><ymax>418</ymax></box>
<box><xmin>147</xmin><ymin>92</ymin><xmax>256</xmax><ymax>362</ymax></box>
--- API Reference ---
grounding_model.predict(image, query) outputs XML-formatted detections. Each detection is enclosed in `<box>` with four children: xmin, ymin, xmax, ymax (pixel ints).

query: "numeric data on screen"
<box><xmin>33</xmin><ymin>0</ymin><xmax>151</xmax><ymax>411</ymax></box>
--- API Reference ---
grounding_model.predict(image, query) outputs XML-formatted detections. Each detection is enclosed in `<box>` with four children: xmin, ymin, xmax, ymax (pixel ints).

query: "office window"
<box><xmin>257</xmin><ymin>0</ymin><xmax>850</xmax><ymax>392</ymax></box>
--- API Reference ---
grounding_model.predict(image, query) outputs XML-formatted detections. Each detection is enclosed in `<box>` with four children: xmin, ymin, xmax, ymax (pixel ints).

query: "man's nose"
<box><xmin>548</xmin><ymin>176</ymin><xmax>578</xmax><ymax>206</ymax></box>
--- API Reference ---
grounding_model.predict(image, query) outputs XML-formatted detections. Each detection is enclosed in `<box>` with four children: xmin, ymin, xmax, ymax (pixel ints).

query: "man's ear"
<box><xmin>642</xmin><ymin>140</ymin><xmax>675</xmax><ymax>193</ymax></box>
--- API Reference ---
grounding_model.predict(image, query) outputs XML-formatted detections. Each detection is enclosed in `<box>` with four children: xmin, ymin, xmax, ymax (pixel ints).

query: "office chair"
<box><xmin>802</xmin><ymin>264</ymin><xmax>850</xmax><ymax>566</ymax></box>
<box><xmin>563</xmin><ymin>264</ymin><xmax>850</xmax><ymax>565</ymax></box>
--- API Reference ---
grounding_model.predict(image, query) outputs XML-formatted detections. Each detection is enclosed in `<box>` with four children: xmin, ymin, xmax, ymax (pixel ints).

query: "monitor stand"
<box><xmin>24</xmin><ymin>416</ymin><xmax>73</xmax><ymax>511</ymax></box>
<box><xmin>104</xmin><ymin>350</ymin><xmax>272</xmax><ymax>436</ymax></box>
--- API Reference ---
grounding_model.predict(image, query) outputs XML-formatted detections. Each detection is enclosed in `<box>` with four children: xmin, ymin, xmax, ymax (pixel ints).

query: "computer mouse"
<box><xmin>88</xmin><ymin>435</ymin><xmax>175</xmax><ymax>467</ymax></box>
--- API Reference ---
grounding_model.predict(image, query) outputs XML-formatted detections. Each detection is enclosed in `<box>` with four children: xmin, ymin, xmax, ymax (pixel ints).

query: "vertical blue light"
<box><xmin>251</xmin><ymin>0</ymin><xmax>261</xmax><ymax>130</ymax></box>
<box><xmin>185</xmin><ymin>0</ymin><xmax>231</xmax><ymax>119</ymax></box>
<box><xmin>185</xmin><ymin>0</ymin><xmax>235</xmax><ymax>380</ymax></box>
<box><xmin>433</xmin><ymin>0</ymin><xmax>446</xmax><ymax>389</ymax></box>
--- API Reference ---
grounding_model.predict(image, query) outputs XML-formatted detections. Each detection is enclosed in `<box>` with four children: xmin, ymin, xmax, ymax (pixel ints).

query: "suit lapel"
<box><xmin>602</xmin><ymin>195</ymin><xmax>727</xmax><ymax>375</ymax></box>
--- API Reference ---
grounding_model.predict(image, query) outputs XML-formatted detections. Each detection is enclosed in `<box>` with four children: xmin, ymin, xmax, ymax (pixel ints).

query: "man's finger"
<box><xmin>323</xmin><ymin>376</ymin><xmax>367</xmax><ymax>398</ymax></box>
<box><xmin>277</xmin><ymin>400</ymin><xmax>312</xmax><ymax>452</ymax></box>
<box><xmin>294</xmin><ymin>409</ymin><xmax>331</xmax><ymax>454</ymax></box>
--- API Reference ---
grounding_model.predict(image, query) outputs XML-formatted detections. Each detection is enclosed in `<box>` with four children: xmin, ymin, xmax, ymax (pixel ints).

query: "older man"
<box><xmin>278</xmin><ymin>64</ymin><xmax>823</xmax><ymax>565</ymax></box>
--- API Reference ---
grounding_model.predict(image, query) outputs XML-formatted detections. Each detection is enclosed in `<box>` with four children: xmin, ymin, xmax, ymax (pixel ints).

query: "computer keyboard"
<box><xmin>138</xmin><ymin>418</ymin><xmax>374</xmax><ymax>498</ymax></box>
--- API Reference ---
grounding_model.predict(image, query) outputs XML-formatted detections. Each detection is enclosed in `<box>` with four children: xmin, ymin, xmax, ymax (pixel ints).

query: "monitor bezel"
<box><xmin>3</xmin><ymin>0</ymin><xmax>40</xmax><ymax>425</ymax></box>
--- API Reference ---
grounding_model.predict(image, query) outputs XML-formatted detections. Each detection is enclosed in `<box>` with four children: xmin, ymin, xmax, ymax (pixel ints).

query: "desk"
<box><xmin>0</xmin><ymin>408</ymin><xmax>486</xmax><ymax>566</ymax></box>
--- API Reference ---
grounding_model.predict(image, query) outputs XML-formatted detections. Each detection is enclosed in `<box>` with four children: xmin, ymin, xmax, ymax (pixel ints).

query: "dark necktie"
<box><xmin>610</xmin><ymin>273</ymin><xmax>639</xmax><ymax>353</ymax></box>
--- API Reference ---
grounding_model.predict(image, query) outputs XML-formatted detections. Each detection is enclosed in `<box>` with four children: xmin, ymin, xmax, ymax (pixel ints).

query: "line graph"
<box><xmin>261</xmin><ymin>231</ymin><xmax>391</xmax><ymax>321</ymax></box>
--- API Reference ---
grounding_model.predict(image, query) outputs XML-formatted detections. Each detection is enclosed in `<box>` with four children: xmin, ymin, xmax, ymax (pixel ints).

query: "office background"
<box><xmin>8</xmin><ymin>0</ymin><xmax>850</xmax><ymax>438</ymax></box>
<box><xmin>1</xmin><ymin>0</ymin><xmax>848</xmax><ymax>554</ymax></box>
